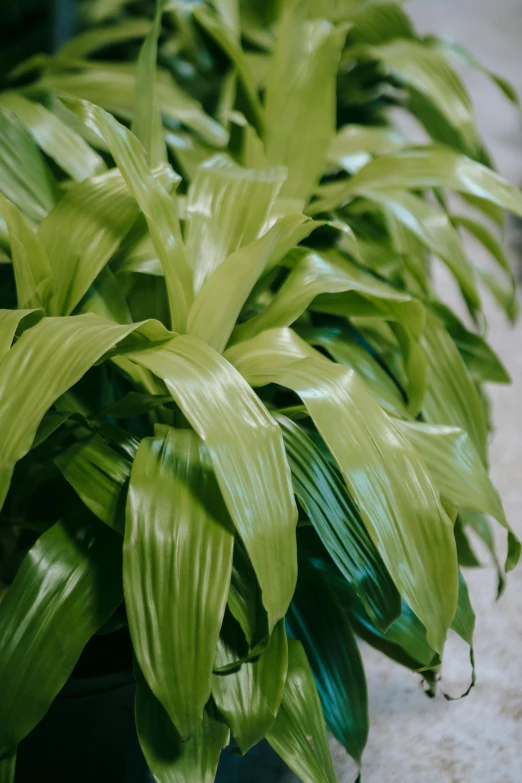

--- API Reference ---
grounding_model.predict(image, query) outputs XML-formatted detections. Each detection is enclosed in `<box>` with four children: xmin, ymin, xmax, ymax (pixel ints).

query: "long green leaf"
<box><xmin>212</xmin><ymin>619</ymin><xmax>287</xmax><ymax>753</ymax></box>
<box><xmin>184</xmin><ymin>154</ymin><xmax>286</xmax><ymax>292</ymax></box>
<box><xmin>136</xmin><ymin>669</ymin><xmax>229</xmax><ymax>783</ymax></box>
<box><xmin>228</xmin><ymin>329</ymin><xmax>458</xmax><ymax>653</ymax></box>
<box><xmin>38</xmin><ymin>163</ymin><xmax>178</xmax><ymax>316</ymax></box>
<box><xmin>266</xmin><ymin>640</ymin><xmax>337</xmax><ymax>783</ymax></box>
<box><xmin>125</xmin><ymin>426</ymin><xmax>234</xmax><ymax>738</ymax></box>
<box><xmin>0</xmin><ymin>195</ymin><xmax>54</xmax><ymax>310</ymax></box>
<box><xmin>277</xmin><ymin>414</ymin><xmax>400</xmax><ymax>631</ymax></box>
<box><xmin>127</xmin><ymin>334</ymin><xmax>298</xmax><ymax>632</ymax></box>
<box><xmin>288</xmin><ymin>555</ymin><xmax>368</xmax><ymax>763</ymax></box>
<box><xmin>64</xmin><ymin>98</ymin><xmax>192</xmax><ymax>331</ymax></box>
<box><xmin>0</xmin><ymin>753</ymin><xmax>15</xmax><ymax>783</ymax></box>
<box><xmin>0</xmin><ymin>309</ymin><xmax>42</xmax><ymax>361</ymax></box>
<box><xmin>0</xmin><ymin>106</ymin><xmax>57</xmax><ymax>223</ymax></box>
<box><xmin>0</xmin><ymin>92</ymin><xmax>106</xmax><ymax>181</ymax></box>
<box><xmin>131</xmin><ymin>0</ymin><xmax>167</xmax><ymax>167</ymax></box>
<box><xmin>56</xmin><ymin>18</ymin><xmax>152</xmax><ymax>59</ymax></box>
<box><xmin>0</xmin><ymin>313</ymin><xmax>168</xmax><ymax>510</ymax></box>
<box><xmin>328</xmin><ymin>123</ymin><xmax>406</xmax><ymax>174</ymax></box>
<box><xmin>264</xmin><ymin>2</ymin><xmax>346</xmax><ymax>203</ymax></box>
<box><xmin>0</xmin><ymin>517</ymin><xmax>123</xmax><ymax>755</ymax></box>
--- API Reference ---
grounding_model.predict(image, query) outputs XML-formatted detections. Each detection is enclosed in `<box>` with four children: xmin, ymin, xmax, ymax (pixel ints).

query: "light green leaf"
<box><xmin>328</xmin><ymin>124</ymin><xmax>406</xmax><ymax>174</ymax></box>
<box><xmin>266</xmin><ymin>639</ymin><xmax>337</xmax><ymax>783</ymax></box>
<box><xmin>311</xmin><ymin>147</ymin><xmax>522</xmax><ymax>217</ymax></box>
<box><xmin>55</xmin><ymin>433</ymin><xmax>131</xmax><ymax>534</ymax></box>
<box><xmin>185</xmin><ymin>154</ymin><xmax>286</xmax><ymax>292</ymax></box>
<box><xmin>0</xmin><ymin>309</ymin><xmax>42</xmax><ymax>361</ymax></box>
<box><xmin>38</xmin><ymin>163</ymin><xmax>178</xmax><ymax>316</ymax></box>
<box><xmin>422</xmin><ymin>314</ymin><xmax>488</xmax><ymax>462</ymax></box>
<box><xmin>0</xmin><ymin>106</ymin><xmax>57</xmax><ymax>223</ymax></box>
<box><xmin>348</xmin><ymin>1</ymin><xmax>415</xmax><ymax>43</ymax></box>
<box><xmin>0</xmin><ymin>92</ymin><xmax>106</xmax><ymax>182</ymax></box>
<box><xmin>451</xmin><ymin>571</ymin><xmax>475</xmax><ymax>648</ymax></box>
<box><xmin>131</xmin><ymin>1</ymin><xmax>167</xmax><ymax>168</ymax></box>
<box><xmin>264</xmin><ymin>2</ymin><xmax>346</xmax><ymax>203</ymax></box>
<box><xmin>212</xmin><ymin>619</ymin><xmax>287</xmax><ymax>753</ymax></box>
<box><xmin>127</xmin><ymin>334</ymin><xmax>298</xmax><ymax>632</ymax></box>
<box><xmin>56</xmin><ymin>18</ymin><xmax>152</xmax><ymax>59</ymax></box>
<box><xmin>65</xmin><ymin>98</ymin><xmax>191</xmax><ymax>331</ymax></box>
<box><xmin>228</xmin><ymin>330</ymin><xmax>458</xmax><ymax>653</ymax></box>
<box><xmin>188</xmin><ymin>214</ymin><xmax>314</xmax><ymax>352</ymax></box>
<box><xmin>0</xmin><ymin>195</ymin><xmax>54</xmax><ymax>310</ymax></box>
<box><xmin>277</xmin><ymin>414</ymin><xmax>400</xmax><ymax>631</ymax></box>
<box><xmin>288</xmin><ymin>555</ymin><xmax>368</xmax><ymax>764</ymax></box>
<box><xmin>0</xmin><ymin>517</ymin><xmax>123</xmax><ymax>755</ymax></box>
<box><xmin>136</xmin><ymin>669</ymin><xmax>229</xmax><ymax>783</ymax></box>
<box><xmin>125</xmin><ymin>426</ymin><xmax>233</xmax><ymax>738</ymax></box>
<box><xmin>0</xmin><ymin>314</ymin><xmax>168</xmax><ymax>510</ymax></box>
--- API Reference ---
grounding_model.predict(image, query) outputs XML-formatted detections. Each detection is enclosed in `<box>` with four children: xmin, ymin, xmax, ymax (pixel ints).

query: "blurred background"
<box><xmin>2</xmin><ymin>1</ymin><xmax>521</xmax><ymax>781</ymax></box>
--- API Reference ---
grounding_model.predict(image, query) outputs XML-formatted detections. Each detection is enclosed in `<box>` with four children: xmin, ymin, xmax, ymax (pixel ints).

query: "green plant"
<box><xmin>0</xmin><ymin>2</ymin><xmax>521</xmax><ymax>781</ymax></box>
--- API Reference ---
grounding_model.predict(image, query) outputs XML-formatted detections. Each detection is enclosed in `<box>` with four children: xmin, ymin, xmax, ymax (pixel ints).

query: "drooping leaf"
<box><xmin>0</xmin><ymin>195</ymin><xmax>54</xmax><ymax>310</ymax></box>
<box><xmin>131</xmin><ymin>0</ymin><xmax>167</xmax><ymax>168</ymax></box>
<box><xmin>126</xmin><ymin>335</ymin><xmax>298</xmax><ymax>631</ymax></box>
<box><xmin>228</xmin><ymin>329</ymin><xmax>458</xmax><ymax>653</ymax></box>
<box><xmin>136</xmin><ymin>668</ymin><xmax>229</xmax><ymax>783</ymax></box>
<box><xmin>0</xmin><ymin>106</ymin><xmax>57</xmax><ymax>223</ymax></box>
<box><xmin>63</xmin><ymin>98</ymin><xmax>192</xmax><ymax>331</ymax></box>
<box><xmin>0</xmin><ymin>516</ymin><xmax>123</xmax><ymax>755</ymax></box>
<box><xmin>0</xmin><ymin>314</ymin><xmax>168</xmax><ymax>510</ymax></box>
<box><xmin>212</xmin><ymin>619</ymin><xmax>287</xmax><ymax>753</ymax></box>
<box><xmin>266</xmin><ymin>640</ymin><xmax>337</xmax><ymax>783</ymax></box>
<box><xmin>287</xmin><ymin>555</ymin><xmax>369</xmax><ymax>764</ymax></box>
<box><xmin>38</xmin><ymin>163</ymin><xmax>179</xmax><ymax>317</ymax></box>
<box><xmin>125</xmin><ymin>426</ymin><xmax>234</xmax><ymax>739</ymax></box>
<box><xmin>0</xmin><ymin>92</ymin><xmax>106</xmax><ymax>181</ymax></box>
<box><xmin>264</xmin><ymin>2</ymin><xmax>346</xmax><ymax>203</ymax></box>
<box><xmin>276</xmin><ymin>414</ymin><xmax>401</xmax><ymax>631</ymax></box>
<box><xmin>328</xmin><ymin>123</ymin><xmax>406</xmax><ymax>174</ymax></box>
<box><xmin>0</xmin><ymin>308</ymin><xmax>42</xmax><ymax>361</ymax></box>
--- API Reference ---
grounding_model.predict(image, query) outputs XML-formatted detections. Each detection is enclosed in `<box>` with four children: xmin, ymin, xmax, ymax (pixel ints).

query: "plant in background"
<box><xmin>0</xmin><ymin>1</ymin><xmax>521</xmax><ymax>781</ymax></box>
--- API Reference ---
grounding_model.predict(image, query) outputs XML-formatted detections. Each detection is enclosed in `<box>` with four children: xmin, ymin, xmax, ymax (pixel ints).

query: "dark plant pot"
<box><xmin>15</xmin><ymin>629</ymin><xmax>295</xmax><ymax>783</ymax></box>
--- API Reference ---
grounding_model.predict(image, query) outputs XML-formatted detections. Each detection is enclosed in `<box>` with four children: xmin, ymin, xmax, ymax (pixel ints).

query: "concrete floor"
<box><xmin>331</xmin><ymin>2</ymin><xmax>522</xmax><ymax>782</ymax></box>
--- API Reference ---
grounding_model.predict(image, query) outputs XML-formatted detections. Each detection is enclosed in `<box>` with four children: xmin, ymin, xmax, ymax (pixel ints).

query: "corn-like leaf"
<box><xmin>266</xmin><ymin>640</ymin><xmax>337</xmax><ymax>783</ymax></box>
<box><xmin>0</xmin><ymin>308</ymin><xmax>42</xmax><ymax>361</ymax></box>
<box><xmin>302</xmin><ymin>326</ymin><xmax>408</xmax><ymax>417</ymax></box>
<box><xmin>188</xmin><ymin>214</ymin><xmax>314</xmax><ymax>352</ymax></box>
<box><xmin>131</xmin><ymin>0</ymin><xmax>167</xmax><ymax>168</ymax></box>
<box><xmin>65</xmin><ymin>98</ymin><xmax>192</xmax><ymax>331</ymax></box>
<box><xmin>0</xmin><ymin>92</ymin><xmax>106</xmax><ymax>181</ymax></box>
<box><xmin>264</xmin><ymin>2</ymin><xmax>346</xmax><ymax>203</ymax></box>
<box><xmin>348</xmin><ymin>1</ymin><xmax>415</xmax><ymax>43</ymax></box>
<box><xmin>125</xmin><ymin>426</ymin><xmax>234</xmax><ymax>738</ymax></box>
<box><xmin>277</xmin><ymin>414</ymin><xmax>400</xmax><ymax>631</ymax></box>
<box><xmin>311</xmin><ymin>147</ymin><xmax>522</xmax><ymax>216</ymax></box>
<box><xmin>212</xmin><ymin>619</ymin><xmax>287</xmax><ymax>753</ymax></box>
<box><xmin>397</xmin><ymin>420</ymin><xmax>520</xmax><ymax>570</ymax></box>
<box><xmin>0</xmin><ymin>195</ymin><xmax>54</xmax><ymax>310</ymax></box>
<box><xmin>328</xmin><ymin>124</ymin><xmax>406</xmax><ymax>174</ymax></box>
<box><xmin>38</xmin><ymin>163</ymin><xmax>178</xmax><ymax>316</ymax></box>
<box><xmin>228</xmin><ymin>330</ymin><xmax>458</xmax><ymax>653</ymax></box>
<box><xmin>288</xmin><ymin>555</ymin><xmax>368</xmax><ymax>764</ymax></box>
<box><xmin>56</xmin><ymin>18</ymin><xmax>152</xmax><ymax>59</ymax></box>
<box><xmin>422</xmin><ymin>314</ymin><xmax>488</xmax><ymax>462</ymax></box>
<box><xmin>0</xmin><ymin>106</ymin><xmax>57</xmax><ymax>223</ymax></box>
<box><xmin>136</xmin><ymin>668</ymin><xmax>229</xmax><ymax>783</ymax></box>
<box><xmin>127</xmin><ymin>334</ymin><xmax>297</xmax><ymax>631</ymax></box>
<box><xmin>34</xmin><ymin>65</ymin><xmax>228</xmax><ymax>148</ymax></box>
<box><xmin>55</xmin><ymin>434</ymin><xmax>132</xmax><ymax>534</ymax></box>
<box><xmin>0</xmin><ymin>314</ymin><xmax>168</xmax><ymax>510</ymax></box>
<box><xmin>0</xmin><ymin>517</ymin><xmax>123</xmax><ymax>755</ymax></box>
<box><xmin>185</xmin><ymin>155</ymin><xmax>286</xmax><ymax>292</ymax></box>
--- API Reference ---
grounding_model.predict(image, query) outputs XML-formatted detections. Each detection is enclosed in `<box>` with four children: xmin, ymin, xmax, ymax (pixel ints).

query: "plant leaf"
<box><xmin>212</xmin><ymin>619</ymin><xmax>287</xmax><ymax>753</ymax></box>
<box><xmin>0</xmin><ymin>753</ymin><xmax>15</xmax><ymax>783</ymax></box>
<box><xmin>126</xmin><ymin>335</ymin><xmax>298</xmax><ymax>631</ymax></box>
<box><xmin>0</xmin><ymin>516</ymin><xmax>123</xmax><ymax>755</ymax></box>
<box><xmin>136</xmin><ymin>668</ymin><xmax>229</xmax><ymax>783</ymax></box>
<box><xmin>266</xmin><ymin>639</ymin><xmax>337</xmax><ymax>783</ymax></box>
<box><xmin>228</xmin><ymin>330</ymin><xmax>458</xmax><ymax>653</ymax></box>
<box><xmin>276</xmin><ymin>414</ymin><xmax>400</xmax><ymax>631</ymax></box>
<box><xmin>0</xmin><ymin>308</ymin><xmax>42</xmax><ymax>361</ymax></box>
<box><xmin>125</xmin><ymin>426</ymin><xmax>234</xmax><ymax>738</ymax></box>
<box><xmin>0</xmin><ymin>92</ymin><xmax>106</xmax><ymax>181</ymax></box>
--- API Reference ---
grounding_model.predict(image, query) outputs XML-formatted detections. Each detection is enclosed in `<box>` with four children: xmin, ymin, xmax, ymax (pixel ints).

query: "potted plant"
<box><xmin>0</xmin><ymin>2</ymin><xmax>521</xmax><ymax>782</ymax></box>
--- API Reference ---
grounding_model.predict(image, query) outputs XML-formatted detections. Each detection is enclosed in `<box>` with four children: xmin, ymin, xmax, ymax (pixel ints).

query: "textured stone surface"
<box><xmin>331</xmin><ymin>2</ymin><xmax>522</xmax><ymax>781</ymax></box>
